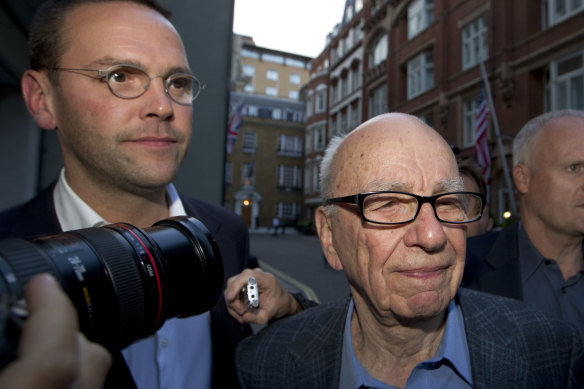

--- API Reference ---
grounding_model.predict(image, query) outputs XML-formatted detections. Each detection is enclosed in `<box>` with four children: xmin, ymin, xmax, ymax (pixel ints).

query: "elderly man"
<box><xmin>463</xmin><ymin>109</ymin><xmax>584</xmax><ymax>340</ymax></box>
<box><xmin>235</xmin><ymin>113</ymin><xmax>583</xmax><ymax>388</ymax></box>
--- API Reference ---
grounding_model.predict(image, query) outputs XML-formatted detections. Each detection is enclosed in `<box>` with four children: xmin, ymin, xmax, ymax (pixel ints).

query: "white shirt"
<box><xmin>54</xmin><ymin>169</ymin><xmax>212</xmax><ymax>389</ymax></box>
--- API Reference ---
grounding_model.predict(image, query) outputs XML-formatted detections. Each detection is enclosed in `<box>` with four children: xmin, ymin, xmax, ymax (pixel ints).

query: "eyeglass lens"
<box><xmin>105</xmin><ymin>65</ymin><xmax>200</xmax><ymax>104</ymax></box>
<box><xmin>362</xmin><ymin>192</ymin><xmax>482</xmax><ymax>224</ymax></box>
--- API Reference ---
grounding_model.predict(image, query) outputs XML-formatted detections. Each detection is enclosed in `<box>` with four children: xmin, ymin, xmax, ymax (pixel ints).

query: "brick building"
<box><xmin>302</xmin><ymin>0</ymin><xmax>584</xmax><ymax>225</ymax></box>
<box><xmin>226</xmin><ymin>35</ymin><xmax>311</xmax><ymax>229</ymax></box>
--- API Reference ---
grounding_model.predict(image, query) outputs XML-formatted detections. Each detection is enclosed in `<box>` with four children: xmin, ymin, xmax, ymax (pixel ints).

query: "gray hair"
<box><xmin>513</xmin><ymin>109</ymin><xmax>584</xmax><ymax>167</ymax></box>
<box><xmin>319</xmin><ymin>135</ymin><xmax>347</xmax><ymax>203</ymax></box>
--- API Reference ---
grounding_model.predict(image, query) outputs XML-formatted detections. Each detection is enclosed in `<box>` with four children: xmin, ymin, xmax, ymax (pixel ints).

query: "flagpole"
<box><xmin>480</xmin><ymin>62</ymin><xmax>517</xmax><ymax>217</ymax></box>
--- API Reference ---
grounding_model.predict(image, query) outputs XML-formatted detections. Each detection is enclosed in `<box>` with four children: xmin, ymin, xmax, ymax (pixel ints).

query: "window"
<box><xmin>305</xmin><ymin>130</ymin><xmax>313</xmax><ymax>154</ymax></box>
<box><xmin>350</xmin><ymin>105</ymin><xmax>360</xmax><ymax>129</ymax></box>
<box><xmin>241</xmin><ymin>163</ymin><xmax>255</xmax><ymax>186</ymax></box>
<box><xmin>241</xmin><ymin>49</ymin><xmax>259</xmax><ymax>59</ymax></box>
<box><xmin>340</xmin><ymin>111</ymin><xmax>348</xmax><ymax>134</ymax></box>
<box><xmin>351</xmin><ymin>67</ymin><xmax>361</xmax><ymax>92</ymax></box>
<box><xmin>369</xmin><ymin>83</ymin><xmax>387</xmax><ymax>118</ymax></box>
<box><xmin>463</xmin><ymin>97</ymin><xmax>478</xmax><ymax>147</ymax></box>
<box><xmin>545</xmin><ymin>51</ymin><xmax>584</xmax><ymax>110</ymax></box>
<box><xmin>290</xmin><ymin>73</ymin><xmax>301</xmax><ymax>84</ymax></box>
<box><xmin>244</xmin><ymin>84</ymin><xmax>254</xmax><ymax>93</ymax></box>
<box><xmin>246</xmin><ymin>105</ymin><xmax>258</xmax><ymax>116</ymax></box>
<box><xmin>312</xmin><ymin>161</ymin><xmax>321</xmax><ymax>193</ymax></box>
<box><xmin>263</xmin><ymin>53</ymin><xmax>284</xmax><ymax>64</ymax></box>
<box><xmin>462</xmin><ymin>15</ymin><xmax>488</xmax><ymax>71</ymax></box>
<box><xmin>408</xmin><ymin>0</ymin><xmax>434</xmax><ymax>39</ymax></box>
<box><xmin>272</xmin><ymin>109</ymin><xmax>282</xmax><ymax>120</ymax></box>
<box><xmin>304</xmin><ymin>164</ymin><xmax>311</xmax><ymax>194</ymax></box>
<box><xmin>306</xmin><ymin>94</ymin><xmax>314</xmax><ymax>117</ymax></box>
<box><xmin>242</xmin><ymin>64</ymin><xmax>255</xmax><ymax>76</ymax></box>
<box><xmin>369</xmin><ymin>33</ymin><xmax>388</xmax><ymax>69</ymax></box>
<box><xmin>314</xmin><ymin>126</ymin><xmax>325</xmax><ymax>151</ymax></box>
<box><xmin>278</xmin><ymin>165</ymin><xmax>302</xmax><ymax>188</ymax></box>
<box><xmin>276</xmin><ymin>202</ymin><xmax>300</xmax><ymax>219</ymax></box>
<box><xmin>266</xmin><ymin>86</ymin><xmax>278</xmax><ymax>96</ymax></box>
<box><xmin>544</xmin><ymin>0</ymin><xmax>584</xmax><ymax>27</ymax></box>
<box><xmin>242</xmin><ymin>131</ymin><xmax>257</xmax><ymax>151</ymax></box>
<box><xmin>285</xmin><ymin>58</ymin><xmax>306</xmax><ymax>68</ymax></box>
<box><xmin>289</xmin><ymin>90</ymin><xmax>299</xmax><ymax>100</ymax></box>
<box><xmin>278</xmin><ymin>135</ymin><xmax>303</xmax><ymax>156</ymax></box>
<box><xmin>315</xmin><ymin>86</ymin><xmax>327</xmax><ymax>113</ymax></box>
<box><xmin>267</xmin><ymin>69</ymin><xmax>279</xmax><ymax>81</ymax></box>
<box><xmin>407</xmin><ymin>51</ymin><xmax>434</xmax><ymax>99</ymax></box>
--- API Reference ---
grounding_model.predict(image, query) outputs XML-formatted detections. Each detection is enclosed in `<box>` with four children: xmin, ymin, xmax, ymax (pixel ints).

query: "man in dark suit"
<box><xmin>0</xmin><ymin>1</ymin><xmax>251</xmax><ymax>388</ymax></box>
<box><xmin>236</xmin><ymin>113</ymin><xmax>583</xmax><ymax>388</ymax></box>
<box><xmin>463</xmin><ymin>110</ymin><xmax>584</xmax><ymax>341</ymax></box>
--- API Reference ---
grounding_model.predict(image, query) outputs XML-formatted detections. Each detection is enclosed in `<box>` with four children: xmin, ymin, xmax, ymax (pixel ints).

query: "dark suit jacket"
<box><xmin>0</xmin><ymin>182</ymin><xmax>252</xmax><ymax>389</ymax></box>
<box><xmin>462</xmin><ymin>222</ymin><xmax>523</xmax><ymax>300</ymax></box>
<box><xmin>236</xmin><ymin>289</ymin><xmax>584</xmax><ymax>388</ymax></box>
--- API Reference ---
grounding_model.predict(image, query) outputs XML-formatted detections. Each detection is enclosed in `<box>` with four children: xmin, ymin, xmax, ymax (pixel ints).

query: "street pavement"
<box><xmin>249</xmin><ymin>230</ymin><xmax>350</xmax><ymax>304</ymax></box>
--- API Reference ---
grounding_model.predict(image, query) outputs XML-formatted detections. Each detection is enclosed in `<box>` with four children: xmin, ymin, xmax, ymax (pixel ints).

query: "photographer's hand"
<box><xmin>225</xmin><ymin>268</ymin><xmax>302</xmax><ymax>325</ymax></box>
<box><xmin>0</xmin><ymin>274</ymin><xmax>111</xmax><ymax>389</ymax></box>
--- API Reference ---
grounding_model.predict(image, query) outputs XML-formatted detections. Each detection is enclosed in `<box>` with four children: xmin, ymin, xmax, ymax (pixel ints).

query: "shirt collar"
<box><xmin>54</xmin><ymin>168</ymin><xmax>185</xmax><ymax>231</ymax></box>
<box><xmin>517</xmin><ymin>221</ymin><xmax>547</xmax><ymax>281</ymax></box>
<box><xmin>340</xmin><ymin>298</ymin><xmax>472</xmax><ymax>388</ymax></box>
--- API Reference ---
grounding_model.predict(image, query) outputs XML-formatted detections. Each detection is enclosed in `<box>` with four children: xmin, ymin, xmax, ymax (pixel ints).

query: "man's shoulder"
<box><xmin>0</xmin><ymin>183</ymin><xmax>59</xmax><ymax>239</ymax></box>
<box><xmin>239</xmin><ymin>298</ymin><xmax>349</xmax><ymax>352</ymax></box>
<box><xmin>236</xmin><ymin>298</ymin><xmax>349</xmax><ymax>387</ymax></box>
<box><xmin>458</xmin><ymin>288</ymin><xmax>584</xmax><ymax>384</ymax></box>
<box><xmin>459</xmin><ymin>288</ymin><xmax>581</xmax><ymax>340</ymax></box>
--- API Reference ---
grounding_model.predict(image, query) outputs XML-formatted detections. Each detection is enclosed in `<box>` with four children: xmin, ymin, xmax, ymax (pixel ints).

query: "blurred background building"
<box><xmin>1</xmin><ymin>0</ymin><xmax>583</xmax><ymax>232</ymax></box>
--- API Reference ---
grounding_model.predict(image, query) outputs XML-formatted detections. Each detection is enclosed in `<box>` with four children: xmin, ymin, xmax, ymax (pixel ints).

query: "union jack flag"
<box><xmin>226</xmin><ymin>102</ymin><xmax>245</xmax><ymax>154</ymax></box>
<box><xmin>475</xmin><ymin>83</ymin><xmax>491</xmax><ymax>184</ymax></box>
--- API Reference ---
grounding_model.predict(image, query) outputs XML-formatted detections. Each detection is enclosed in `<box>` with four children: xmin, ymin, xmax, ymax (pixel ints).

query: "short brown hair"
<box><xmin>28</xmin><ymin>0</ymin><xmax>172</xmax><ymax>73</ymax></box>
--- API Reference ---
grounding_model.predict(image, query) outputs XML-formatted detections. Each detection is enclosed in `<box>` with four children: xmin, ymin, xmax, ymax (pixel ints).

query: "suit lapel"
<box><xmin>480</xmin><ymin>223</ymin><xmax>523</xmax><ymax>300</ymax></box>
<box><xmin>458</xmin><ymin>290</ymin><xmax>529</xmax><ymax>387</ymax></box>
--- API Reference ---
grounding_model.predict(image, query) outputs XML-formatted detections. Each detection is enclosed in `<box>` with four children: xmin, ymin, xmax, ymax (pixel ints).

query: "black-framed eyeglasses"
<box><xmin>51</xmin><ymin>63</ymin><xmax>204</xmax><ymax>105</ymax></box>
<box><xmin>325</xmin><ymin>191</ymin><xmax>486</xmax><ymax>225</ymax></box>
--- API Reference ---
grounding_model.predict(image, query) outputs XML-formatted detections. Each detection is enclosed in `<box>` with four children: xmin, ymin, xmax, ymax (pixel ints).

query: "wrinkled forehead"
<box><xmin>333</xmin><ymin>117</ymin><xmax>459</xmax><ymax>194</ymax></box>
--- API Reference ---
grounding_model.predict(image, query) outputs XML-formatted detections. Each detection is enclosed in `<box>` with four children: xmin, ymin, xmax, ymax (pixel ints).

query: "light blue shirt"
<box><xmin>339</xmin><ymin>298</ymin><xmax>472</xmax><ymax>389</ymax></box>
<box><xmin>54</xmin><ymin>169</ymin><xmax>212</xmax><ymax>389</ymax></box>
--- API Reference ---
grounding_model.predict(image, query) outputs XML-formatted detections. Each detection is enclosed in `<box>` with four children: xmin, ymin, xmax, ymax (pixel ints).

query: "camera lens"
<box><xmin>0</xmin><ymin>216</ymin><xmax>223</xmax><ymax>350</ymax></box>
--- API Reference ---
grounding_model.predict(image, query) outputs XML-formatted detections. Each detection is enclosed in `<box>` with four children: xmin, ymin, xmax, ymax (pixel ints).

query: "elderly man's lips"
<box><xmin>399</xmin><ymin>266</ymin><xmax>448</xmax><ymax>279</ymax></box>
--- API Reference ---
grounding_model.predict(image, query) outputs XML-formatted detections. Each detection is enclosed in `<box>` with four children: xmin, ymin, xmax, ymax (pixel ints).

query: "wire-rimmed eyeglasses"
<box><xmin>325</xmin><ymin>191</ymin><xmax>486</xmax><ymax>225</ymax></box>
<box><xmin>51</xmin><ymin>63</ymin><xmax>204</xmax><ymax>106</ymax></box>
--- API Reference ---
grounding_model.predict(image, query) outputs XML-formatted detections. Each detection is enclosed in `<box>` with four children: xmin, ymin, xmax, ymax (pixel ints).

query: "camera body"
<box><xmin>0</xmin><ymin>216</ymin><xmax>223</xmax><ymax>368</ymax></box>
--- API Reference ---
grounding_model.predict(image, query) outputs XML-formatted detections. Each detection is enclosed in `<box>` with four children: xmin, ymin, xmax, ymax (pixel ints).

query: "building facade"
<box><xmin>302</xmin><ymin>0</ymin><xmax>584</xmax><ymax>226</ymax></box>
<box><xmin>226</xmin><ymin>36</ymin><xmax>311</xmax><ymax>230</ymax></box>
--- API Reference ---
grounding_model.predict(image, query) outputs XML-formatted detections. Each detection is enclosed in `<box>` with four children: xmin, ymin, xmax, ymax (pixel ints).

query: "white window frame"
<box><xmin>408</xmin><ymin>0</ymin><xmax>434</xmax><ymax>39</ymax></box>
<box><xmin>462</xmin><ymin>15</ymin><xmax>488</xmax><ymax>71</ymax></box>
<box><xmin>314</xmin><ymin>126</ymin><xmax>325</xmax><ymax>151</ymax></box>
<box><xmin>279</xmin><ymin>135</ymin><xmax>303</xmax><ymax>156</ymax></box>
<box><xmin>266</xmin><ymin>86</ymin><xmax>278</xmax><ymax>96</ymax></box>
<box><xmin>545</xmin><ymin>50</ymin><xmax>584</xmax><ymax>111</ymax></box>
<box><xmin>242</xmin><ymin>131</ymin><xmax>257</xmax><ymax>151</ymax></box>
<box><xmin>369</xmin><ymin>83</ymin><xmax>387</xmax><ymax>118</ymax></box>
<box><xmin>407</xmin><ymin>50</ymin><xmax>434</xmax><ymax>99</ymax></box>
<box><xmin>369</xmin><ymin>33</ymin><xmax>388</xmax><ymax>69</ymax></box>
<box><xmin>267</xmin><ymin>69</ymin><xmax>279</xmax><ymax>81</ymax></box>
<box><xmin>545</xmin><ymin>0</ymin><xmax>584</xmax><ymax>27</ymax></box>
<box><xmin>315</xmin><ymin>86</ymin><xmax>327</xmax><ymax>113</ymax></box>
<box><xmin>290</xmin><ymin>73</ymin><xmax>301</xmax><ymax>84</ymax></box>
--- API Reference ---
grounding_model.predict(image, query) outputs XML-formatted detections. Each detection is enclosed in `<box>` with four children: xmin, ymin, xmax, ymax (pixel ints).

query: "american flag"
<box><xmin>475</xmin><ymin>83</ymin><xmax>491</xmax><ymax>184</ymax></box>
<box><xmin>226</xmin><ymin>102</ymin><xmax>245</xmax><ymax>154</ymax></box>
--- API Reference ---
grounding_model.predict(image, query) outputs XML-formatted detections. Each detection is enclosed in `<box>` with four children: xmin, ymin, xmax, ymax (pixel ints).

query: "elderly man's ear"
<box><xmin>21</xmin><ymin>70</ymin><xmax>57</xmax><ymax>130</ymax></box>
<box><xmin>315</xmin><ymin>206</ymin><xmax>344</xmax><ymax>271</ymax></box>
